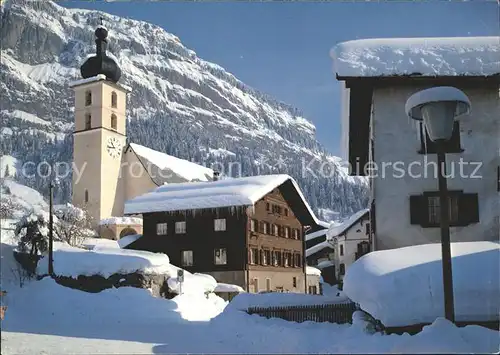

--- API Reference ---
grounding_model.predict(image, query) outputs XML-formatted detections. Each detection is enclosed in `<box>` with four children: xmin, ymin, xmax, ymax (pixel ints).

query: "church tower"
<box><xmin>70</xmin><ymin>22</ymin><xmax>130</xmax><ymax>227</ymax></box>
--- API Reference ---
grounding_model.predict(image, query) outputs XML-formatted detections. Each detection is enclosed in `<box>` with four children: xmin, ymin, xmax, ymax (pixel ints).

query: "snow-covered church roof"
<box><xmin>124</xmin><ymin>174</ymin><xmax>320</xmax><ymax>225</ymax></box>
<box><xmin>331</xmin><ymin>36</ymin><xmax>500</xmax><ymax>78</ymax></box>
<box><xmin>127</xmin><ymin>143</ymin><xmax>213</xmax><ymax>185</ymax></box>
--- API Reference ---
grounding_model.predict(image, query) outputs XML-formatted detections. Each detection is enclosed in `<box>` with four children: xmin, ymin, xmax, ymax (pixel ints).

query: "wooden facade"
<box><xmin>127</xmin><ymin>180</ymin><xmax>319</xmax><ymax>293</ymax></box>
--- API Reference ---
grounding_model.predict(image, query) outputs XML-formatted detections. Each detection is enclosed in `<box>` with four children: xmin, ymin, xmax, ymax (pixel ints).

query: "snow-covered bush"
<box><xmin>15</xmin><ymin>211</ymin><xmax>51</xmax><ymax>256</ymax></box>
<box><xmin>54</xmin><ymin>203</ymin><xmax>95</xmax><ymax>246</ymax></box>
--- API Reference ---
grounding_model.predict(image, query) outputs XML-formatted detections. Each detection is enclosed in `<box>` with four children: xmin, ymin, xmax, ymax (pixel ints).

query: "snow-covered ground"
<box><xmin>1</xmin><ymin>226</ymin><xmax>498</xmax><ymax>353</ymax></box>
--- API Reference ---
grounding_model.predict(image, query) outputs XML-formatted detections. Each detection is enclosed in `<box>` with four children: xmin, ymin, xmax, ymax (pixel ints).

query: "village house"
<box><xmin>123</xmin><ymin>174</ymin><xmax>324</xmax><ymax>293</ymax></box>
<box><xmin>69</xmin><ymin>24</ymin><xmax>213</xmax><ymax>239</ymax></box>
<box><xmin>305</xmin><ymin>228</ymin><xmax>336</xmax><ymax>284</ymax></box>
<box><xmin>326</xmin><ymin>209</ymin><xmax>370</xmax><ymax>281</ymax></box>
<box><xmin>331</xmin><ymin>36</ymin><xmax>500</xmax><ymax>250</ymax></box>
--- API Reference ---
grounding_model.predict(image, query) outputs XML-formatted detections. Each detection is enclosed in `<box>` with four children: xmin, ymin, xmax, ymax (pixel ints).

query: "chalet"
<box><xmin>123</xmin><ymin>174</ymin><xmax>323</xmax><ymax>293</ymax></box>
<box><xmin>305</xmin><ymin>228</ymin><xmax>336</xmax><ymax>285</ymax></box>
<box><xmin>326</xmin><ymin>209</ymin><xmax>370</xmax><ymax>281</ymax></box>
<box><xmin>331</xmin><ymin>36</ymin><xmax>500</xmax><ymax>250</ymax></box>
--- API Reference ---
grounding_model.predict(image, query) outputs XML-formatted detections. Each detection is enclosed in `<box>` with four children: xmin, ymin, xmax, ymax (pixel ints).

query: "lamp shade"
<box><xmin>405</xmin><ymin>86</ymin><xmax>471</xmax><ymax>142</ymax></box>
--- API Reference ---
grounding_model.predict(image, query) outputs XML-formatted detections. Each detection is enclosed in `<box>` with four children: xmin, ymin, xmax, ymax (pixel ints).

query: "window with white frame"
<box><xmin>285</xmin><ymin>227</ymin><xmax>290</xmax><ymax>238</ymax></box>
<box><xmin>250</xmin><ymin>219</ymin><xmax>257</xmax><ymax>232</ymax></box>
<box><xmin>273</xmin><ymin>224</ymin><xmax>279</xmax><ymax>236</ymax></box>
<box><xmin>156</xmin><ymin>222</ymin><xmax>168</xmax><ymax>235</ymax></box>
<box><xmin>175</xmin><ymin>221</ymin><xmax>186</xmax><ymax>234</ymax></box>
<box><xmin>214</xmin><ymin>248</ymin><xmax>227</xmax><ymax>265</ymax></box>
<box><xmin>214</xmin><ymin>218</ymin><xmax>226</xmax><ymax>231</ymax></box>
<box><xmin>181</xmin><ymin>250</ymin><xmax>193</xmax><ymax>266</ymax></box>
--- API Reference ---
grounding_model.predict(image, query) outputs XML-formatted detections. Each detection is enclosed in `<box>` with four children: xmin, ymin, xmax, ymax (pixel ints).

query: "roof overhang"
<box><xmin>338</xmin><ymin>75</ymin><xmax>499</xmax><ymax>176</ymax></box>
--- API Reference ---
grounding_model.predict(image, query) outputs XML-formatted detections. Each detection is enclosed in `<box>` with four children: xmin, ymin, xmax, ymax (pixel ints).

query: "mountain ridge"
<box><xmin>0</xmin><ymin>0</ymin><xmax>369</xmax><ymax>220</ymax></box>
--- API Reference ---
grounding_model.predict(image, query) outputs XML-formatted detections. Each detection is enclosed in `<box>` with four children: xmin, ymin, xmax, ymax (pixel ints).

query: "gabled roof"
<box><xmin>331</xmin><ymin>36</ymin><xmax>500</xmax><ymax>79</ymax></box>
<box><xmin>327</xmin><ymin>208</ymin><xmax>369</xmax><ymax>239</ymax></box>
<box><xmin>124</xmin><ymin>174</ymin><xmax>320</xmax><ymax>226</ymax></box>
<box><xmin>127</xmin><ymin>143</ymin><xmax>213</xmax><ymax>185</ymax></box>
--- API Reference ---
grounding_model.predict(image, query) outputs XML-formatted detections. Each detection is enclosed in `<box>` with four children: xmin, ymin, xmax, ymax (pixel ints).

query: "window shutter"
<box><xmin>458</xmin><ymin>193</ymin><xmax>479</xmax><ymax>225</ymax></box>
<box><xmin>409</xmin><ymin>195</ymin><xmax>426</xmax><ymax>226</ymax></box>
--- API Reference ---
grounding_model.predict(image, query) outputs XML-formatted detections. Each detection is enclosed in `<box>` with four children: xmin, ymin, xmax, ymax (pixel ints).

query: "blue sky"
<box><xmin>60</xmin><ymin>1</ymin><xmax>498</xmax><ymax>156</ymax></box>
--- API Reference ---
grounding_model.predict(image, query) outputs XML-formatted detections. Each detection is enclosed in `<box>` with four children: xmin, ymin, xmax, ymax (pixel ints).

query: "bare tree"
<box><xmin>53</xmin><ymin>203</ymin><xmax>95</xmax><ymax>246</ymax></box>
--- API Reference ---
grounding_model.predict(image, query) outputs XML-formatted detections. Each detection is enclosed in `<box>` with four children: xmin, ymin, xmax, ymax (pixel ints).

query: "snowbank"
<box><xmin>343</xmin><ymin>242</ymin><xmax>500</xmax><ymax>327</ymax></box>
<box><xmin>82</xmin><ymin>238</ymin><xmax>120</xmax><ymax>250</ymax></box>
<box><xmin>331</xmin><ymin>36</ymin><xmax>500</xmax><ymax>77</ymax></box>
<box><xmin>227</xmin><ymin>291</ymin><xmax>350</xmax><ymax>312</ymax></box>
<box><xmin>37</xmin><ymin>242</ymin><xmax>171</xmax><ymax>278</ymax></box>
<box><xmin>306</xmin><ymin>266</ymin><xmax>322</xmax><ymax>276</ymax></box>
<box><xmin>167</xmin><ymin>272</ymin><xmax>217</xmax><ymax>295</ymax></box>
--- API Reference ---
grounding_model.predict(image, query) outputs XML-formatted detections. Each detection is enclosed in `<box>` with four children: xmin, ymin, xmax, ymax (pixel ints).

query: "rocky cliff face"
<box><xmin>0</xmin><ymin>0</ymin><xmax>368</xmax><ymax>220</ymax></box>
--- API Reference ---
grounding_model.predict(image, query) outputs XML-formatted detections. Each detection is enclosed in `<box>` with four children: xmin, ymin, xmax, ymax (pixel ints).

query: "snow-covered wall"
<box><xmin>371</xmin><ymin>85</ymin><xmax>499</xmax><ymax>250</ymax></box>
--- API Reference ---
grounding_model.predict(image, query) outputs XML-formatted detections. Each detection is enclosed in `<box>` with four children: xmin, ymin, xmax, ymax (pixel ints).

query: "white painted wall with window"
<box><xmin>371</xmin><ymin>85</ymin><xmax>499</xmax><ymax>250</ymax></box>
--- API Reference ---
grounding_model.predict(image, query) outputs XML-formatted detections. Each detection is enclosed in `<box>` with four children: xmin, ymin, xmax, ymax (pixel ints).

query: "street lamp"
<box><xmin>405</xmin><ymin>86</ymin><xmax>471</xmax><ymax>323</ymax></box>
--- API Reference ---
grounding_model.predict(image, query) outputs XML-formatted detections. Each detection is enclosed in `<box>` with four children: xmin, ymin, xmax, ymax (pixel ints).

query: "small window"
<box><xmin>85</xmin><ymin>113</ymin><xmax>91</xmax><ymax>130</ymax></box>
<box><xmin>308</xmin><ymin>285</ymin><xmax>317</xmax><ymax>295</ymax></box>
<box><xmin>156</xmin><ymin>222</ymin><xmax>168</xmax><ymax>236</ymax></box>
<box><xmin>266</xmin><ymin>202</ymin><xmax>270</xmax><ymax>211</ymax></box>
<box><xmin>365</xmin><ymin>223</ymin><xmax>370</xmax><ymax>235</ymax></box>
<box><xmin>292</xmin><ymin>277</ymin><xmax>297</xmax><ymax>288</ymax></box>
<box><xmin>340</xmin><ymin>244</ymin><xmax>344</xmax><ymax>256</ymax></box>
<box><xmin>214</xmin><ymin>248</ymin><xmax>227</xmax><ymax>265</ymax></box>
<box><xmin>250</xmin><ymin>219</ymin><xmax>257</xmax><ymax>232</ymax></box>
<box><xmin>175</xmin><ymin>221</ymin><xmax>186</xmax><ymax>234</ymax></box>
<box><xmin>214</xmin><ymin>218</ymin><xmax>226</xmax><ymax>231</ymax></box>
<box><xmin>262</xmin><ymin>222</ymin><xmax>269</xmax><ymax>235</ymax></box>
<box><xmin>418</xmin><ymin>121</ymin><xmax>463</xmax><ymax>154</ymax></box>
<box><xmin>111</xmin><ymin>114</ymin><xmax>117</xmax><ymax>130</ymax></box>
<box><xmin>266</xmin><ymin>278</ymin><xmax>271</xmax><ymax>292</ymax></box>
<box><xmin>111</xmin><ymin>91</ymin><xmax>117</xmax><ymax>108</ymax></box>
<box><xmin>339</xmin><ymin>263</ymin><xmax>345</xmax><ymax>275</ymax></box>
<box><xmin>253</xmin><ymin>278</ymin><xmax>259</xmax><ymax>293</ymax></box>
<box><xmin>250</xmin><ymin>248</ymin><xmax>258</xmax><ymax>264</ymax></box>
<box><xmin>84</xmin><ymin>189</ymin><xmax>89</xmax><ymax>203</ymax></box>
<box><xmin>285</xmin><ymin>227</ymin><xmax>290</xmax><ymax>238</ymax></box>
<box><xmin>261</xmin><ymin>249</ymin><xmax>269</xmax><ymax>265</ymax></box>
<box><xmin>284</xmin><ymin>252</ymin><xmax>290</xmax><ymax>267</ymax></box>
<box><xmin>181</xmin><ymin>250</ymin><xmax>193</xmax><ymax>266</ymax></box>
<box><xmin>284</xmin><ymin>208</ymin><xmax>289</xmax><ymax>217</ymax></box>
<box><xmin>85</xmin><ymin>90</ymin><xmax>92</xmax><ymax>106</ymax></box>
<box><xmin>272</xmin><ymin>250</ymin><xmax>281</xmax><ymax>266</ymax></box>
<box><xmin>273</xmin><ymin>224</ymin><xmax>279</xmax><ymax>236</ymax></box>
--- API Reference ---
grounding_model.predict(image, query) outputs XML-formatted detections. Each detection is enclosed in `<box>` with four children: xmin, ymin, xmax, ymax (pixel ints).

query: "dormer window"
<box><xmin>111</xmin><ymin>91</ymin><xmax>117</xmax><ymax>108</ymax></box>
<box><xmin>85</xmin><ymin>113</ymin><xmax>91</xmax><ymax>130</ymax></box>
<box><xmin>111</xmin><ymin>114</ymin><xmax>117</xmax><ymax>130</ymax></box>
<box><xmin>85</xmin><ymin>90</ymin><xmax>92</xmax><ymax>106</ymax></box>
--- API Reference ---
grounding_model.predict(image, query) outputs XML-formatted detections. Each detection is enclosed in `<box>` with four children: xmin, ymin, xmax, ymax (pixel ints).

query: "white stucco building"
<box><xmin>326</xmin><ymin>209</ymin><xmax>370</xmax><ymax>281</ymax></box>
<box><xmin>331</xmin><ymin>36</ymin><xmax>500</xmax><ymax>250</ymax></box>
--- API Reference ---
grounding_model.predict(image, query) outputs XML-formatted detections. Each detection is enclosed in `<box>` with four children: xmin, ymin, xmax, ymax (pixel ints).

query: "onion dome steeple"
<box><xmin>80</xmin><ymin>18</ymin><xmax>122</xmax><ymax>83</ymax></box>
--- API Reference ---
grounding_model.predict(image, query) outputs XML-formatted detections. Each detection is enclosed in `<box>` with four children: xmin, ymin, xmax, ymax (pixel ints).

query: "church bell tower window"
<box><xmin>111</xmin><ymin>114</ymin><xmax>117</xmax><ymax>130</ymax></box>
<box><xmin>85</xmin><ymin>113</ymin><xmax>91</xmax><ymax>130</ymax></box>
<box><xmin>85</xmin><ymin>90</ymin><xmax>92</xmax><ymax>106</ymax></box>
<box><xmin>111</xmin><ymin>91</ymin><xmax>117</xmax><ymax>108</ymax></box>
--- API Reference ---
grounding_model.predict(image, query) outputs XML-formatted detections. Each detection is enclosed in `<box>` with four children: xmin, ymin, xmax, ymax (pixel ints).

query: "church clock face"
<box><xmin>106</xmin><ymin>137</ymin><xmax>122</xmax><ymax>158</ymax></box>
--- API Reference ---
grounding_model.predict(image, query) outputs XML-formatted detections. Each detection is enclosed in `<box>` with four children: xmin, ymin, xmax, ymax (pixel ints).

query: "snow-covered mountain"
<box><xmin>0</xmin><ymin>0</ymin><xmax>368</xmax><ymax>219</ymax></box>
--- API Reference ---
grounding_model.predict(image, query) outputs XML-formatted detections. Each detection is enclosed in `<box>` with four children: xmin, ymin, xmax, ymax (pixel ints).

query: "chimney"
<box><xmin>213</xmin><ymin>171</ymin><xmax>220</xmax><ymax>181</ymax></box>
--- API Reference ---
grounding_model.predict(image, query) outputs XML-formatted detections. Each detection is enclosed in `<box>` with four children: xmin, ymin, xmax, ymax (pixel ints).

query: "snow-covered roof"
<box><xmin>99</xmin><ymin>217</ymin><xmax>143</xmax><ymax>226</ymax></box>
<box><xmin>306</xmin><ymin>228</ymin><xmax>328</xmax><ymax>242</ymax></box>
<box><xmin>214</xmin><ymin>283</ymin><xmax>245</xmax><ymax>293</ymax></box>
<box><xmin>343</xmin><ymin>241</ymin><xmax>500</xmax><ymax>327</ymax></box>
<box><xmin>327</xmin><ymin>208</ymin><xmax>369</xmax><ymax>239</ymax></box>
<box><xmin>331</xmin><ymin>36</ymin><xmax>500</xmax><ymax>78</ymax></box>
<box><xmin>68</xmin><ymin>73</ymin><xmax>132</xmax><ymax>92</ymax></box>
<box><xmin>128</xmin><ymin>143</ymin><xmax>213</xmax><ymax>185</ymax></box>
<box><xmin>306</xmin><ymin>240</ymin><xmax>334</xmax><ymax>258</ymax></box>
<box><xmin>124</xmin><ymin>174</ymin><xmax>319</xmax><ymax>225</ymax></box>
<box><xmin>306</xmin><ymin>266</ymin><xmax>322</xmax><ymax>276</ymax></box>
<box><xmin>316</xmin><ymin>260</ymin><xmax>334</xmax><ymax>270</ymax></box>
<box><xmin>118</xmin><ymin>234</ymin><xmax>143</xmax><ymax>249</ymax></box>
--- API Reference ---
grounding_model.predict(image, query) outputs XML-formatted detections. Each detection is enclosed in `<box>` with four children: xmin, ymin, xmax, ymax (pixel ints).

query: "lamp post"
<box><xmin>48</xmin><ymin>181</ymin><xmax>54</xmax><ymax>276</ymax></box>
<box><xmin>405</xmin><ymin>86</ymin><xmax>471</xmax><ymax>323</ymax></box>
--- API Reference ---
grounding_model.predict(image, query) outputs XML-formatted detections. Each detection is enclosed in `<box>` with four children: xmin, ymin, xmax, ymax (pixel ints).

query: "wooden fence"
<box><xmin>247</xmin><ymin>302</ymin><xmax>358</xmax><ymax>324</ymax></box>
